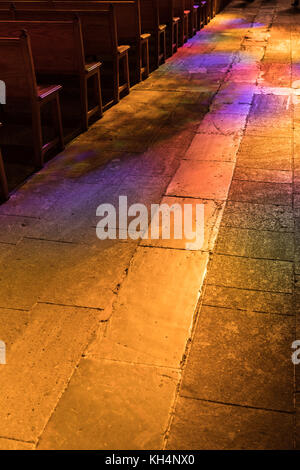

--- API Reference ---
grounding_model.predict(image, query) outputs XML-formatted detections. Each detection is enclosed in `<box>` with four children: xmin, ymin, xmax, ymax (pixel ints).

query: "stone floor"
<box><xmin>0</xmin><ymin>0</ymin><xmax>299</xmax><ymax>450</ymax></box>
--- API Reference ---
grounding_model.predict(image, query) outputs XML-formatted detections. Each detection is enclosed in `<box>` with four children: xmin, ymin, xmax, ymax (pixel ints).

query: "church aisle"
<box><xmin>0</xmin><ymin>0</ymin><xmax>297</xmax><ymax>450</ymax></box>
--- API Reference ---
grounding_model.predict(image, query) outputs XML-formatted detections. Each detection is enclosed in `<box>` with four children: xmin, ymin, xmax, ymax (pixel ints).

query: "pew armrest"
<box><xmin>37</xmin><ymin>84</ymin><xmax>62</xmax><ymax>101</ymax></box>
<box><xmin>85</xmin><ymin>61</ymin><xmax>102</xmax><ymax>74</ymax></box>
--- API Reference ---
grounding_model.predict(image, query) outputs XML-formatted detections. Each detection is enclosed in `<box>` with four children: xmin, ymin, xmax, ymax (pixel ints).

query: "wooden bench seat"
<box><xmin>0</xmin><ymin>19</ymin><xmax>103</xmax><ymax>133</ymax></box>
<box><xmin>12</xmin><ymin>8</ymin><xmax>130</xmax><ymax>109</ymax></box>
<box><xmin>0</xmin><ymin>32</ymin><xmax>64</xmax><ymax>168</ymax></box>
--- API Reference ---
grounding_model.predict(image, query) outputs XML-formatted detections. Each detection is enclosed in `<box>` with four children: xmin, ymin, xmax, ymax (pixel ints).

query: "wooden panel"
<box><xmin>0</xmin><ymin>20</ymin><xmax>85</xmax><ymax>74</ymax></box>
<box><xmin>159</xmin><ymin>0</ymin><xmax>173</xmax><ymax>25</ymax></box>
<box><xmin>0</xmin><ymin>34</ymin><xmax>36</xmax><ymax>102</ymax></box>
<box><xmin>14</xmin><ymin>9</ymin><xmax>119</xmax><ymax>56</ymax></box>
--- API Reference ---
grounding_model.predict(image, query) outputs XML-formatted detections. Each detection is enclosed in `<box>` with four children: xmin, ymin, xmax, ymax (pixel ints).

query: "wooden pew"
<box><xmin>0</xmin><ymin>9</ymin><xmax>12</xmax><ymax>17</ymax></box>
<box><xmin>173</xmin><ymin>0</ymin><xmax>190</xmax><ymax>46</ymax></box>
<box><xmin>55</xmin><ymin>1</ymin><xmax>150</xmax><ymax>84</ymax></box>
<box><xmin>211</xmin><ymin>0</ymin><xmax>215</xmax><ymax>18</ymax></box>
<box><xmin>104</xmin><ymin>0</ymin><xmax>150</xmax><ymax>83</ymax></box>
<box><xmin>0</xmin><ymin>1</ymin><xmax>53</xmax><ymax>7</ymax></box>
<box><xmin>13</xmin><ymin>8</ymin><xmax>130</xmax><ymax>108</ymax></box>
<box><xmin>8</xmin><ymin>1</ymin><xmax>151</xmax><ymax>84</ymax></box>
<box><xmin>0</xmin><ymin>125</ymin><xmax>9</xmax><ymax>202</ymax></box>
<box><xmin>139</xmin><ymin>0</ymin><xmax>166</xmax><ymax>70</ymax></box>
<box><xmin>108</xmin><ymin>0</ymin><xmax>160</xmax><ymax>73</ymax></box>
<box><xmin>0</xmin><ymin>19</ymin><xmax>102</xmax><ymax>133</ymax></box>
<box><xmin>195</xmin><ymin>0</ymin><xmax>209</xmax><ymax>27</ymax></box>
<box><xmin>185</xmin><ymin>0</ymin><xmax>198</xmax><ymax>35</ymax></box>
<box><xmin>0</xmin><ymin>31</ymin><xmax>64</xmax><ymax>168</ymax></box>
<box><xmin>159</xmin><ymin>0</ymin><xmax>180</xmax><ymax>58</ymax></box>
<box><xmin>0</xmin><ymin>1</ymin><xmax>14</xmax><ymax>9</ymax></box>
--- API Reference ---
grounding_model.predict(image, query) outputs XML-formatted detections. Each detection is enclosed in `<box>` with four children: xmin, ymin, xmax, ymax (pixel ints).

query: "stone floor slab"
<box><xmin>216</xmin><ymin>227</ymin><xmax>294</xmax><ymax>261</ymax></box>
<box><xmin>203</xmin><ymin>284</ymin><xmax>294</xmax><ymax>315</ymax></box>
<box><xmin>0</xmin><ymin>0</ymin><xmax>298</xmax><ymax>450</ymax></box>
<box><xmin>167</xmin><ymin>397</ymin><xmax>293</xmax><ymax>450</ymax></box>
<box><xmin>0</xmin><ymin>215</ymin><xmax>38</xmax><ymax>244</ymax></box>
<box><xmin>181</xmin><ymin>305</ymin><xmax>294</xmax><ymax>411</ymax></box>
<box><xmin>233</xmin><ymin>167</ymin><xmax>293</xmax><ymax>184</ymax></box>
<box><xmin>37</xmin><ymin>358</ymin><xmax>179</xmax><ymax>450</ymax></box>
<box><xmin>220</xmin><ymin>201</ymin><xmax>294</xmax><ymax>232</ymax></box>
<box><xmin>166</xmin><ymin>160</ymin><xmax>235</xmax><ymax>200</ymax></box>
<box><xmin>0</xmin><ymin>438</ymin><xmax>34</xmax><ymax>450</ymax></box>
<box><xmin>185</xmin><ymin>134</ymin><xmax>241</xmax><ymax>162</ymax></box>
<box><xmin>0</xmin><ymin>307</ymin><xmax>31</xmax><ymax>354</ymax></box>
<box><xmin>0</xmin><ymin>303</ymin><xmax>106</xmax><ymax>442</ymax></box>
<box><xmin>140</xmin><ymin>196</ymin><xmax>224</xmax><ymax>251</ymax></box>
<box><xmin>236</xmin><ymin>136</ymin><xmax>292</xmax><ymax>170</ymax></box>
<box><xmin>209</xmin><ymin>253</ymin><xmax>293</xmax><ymax>293</ymax></box>
<box><xmin>196</xmin><ymin>113</ymin><xmax>248</xmax><ymax>135</ymax></box>
<box><xmin>0</xmin><ymin>243</ymin><xmax>14</xmax><ymax>262</ymax></box>
<box><xmin>0</xmin><ymin>237</ymin><xmax>136</xmax><ymax>311</ymax></box>
<box><xmin>228</xmin><ymin>180</ymin><xmax>293</xmax><ymax>206</ymax></box>
<box><xmin>88</xmin><ymin>247</ymin><xmax>208</xmax><ymax>368</ymax></box>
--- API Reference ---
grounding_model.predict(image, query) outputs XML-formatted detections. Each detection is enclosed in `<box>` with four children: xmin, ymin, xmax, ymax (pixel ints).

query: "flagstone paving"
<box><xmin>167</xmin><ymin>0</ymin><xmax>299</xmax><ymax>450</ymax></box>
<box><xmin>0</xmin><ymin>0</ymin><xmax>298</xmax><ymax>450</ymax></box>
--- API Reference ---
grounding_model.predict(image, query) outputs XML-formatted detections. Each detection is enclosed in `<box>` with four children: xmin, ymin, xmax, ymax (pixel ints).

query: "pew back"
<box><xmin>8</xmin><ymin>1</ymin><xmax>141</xmax><ymax>43</ymax></box>
<box><xmin>13</xmin><ymin>8</ymin><xmax>119</xmax><ymax>57</ymax></box>
<box><xmin>139</xmin><ymin>0</ymin><xmax>159</xmax><ymax>33</ymax></box>
<box><xmin>0</xmin><ymin>19</ymin><xmax>85</xmax><ymax>75</ymax></box>
<box><xmin>159</xmin><ymin>0</ymin><xmax>174</xmax><ymax>25</ymax></box>
<box><xmin>0</xmin><ymin>32</ymin><xmax>37</xmax><ymax>103</ymax></box>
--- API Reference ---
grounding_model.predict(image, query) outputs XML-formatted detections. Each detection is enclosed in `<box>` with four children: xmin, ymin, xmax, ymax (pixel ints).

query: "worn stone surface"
<box><xmin>220</xmin><ymin>201</ymin><xmax>294</xmax><ymax>232</ymax></box>
<box><xmin>0</xmin><ymin>307</ymin><xmax>31</xmax><ymax>353</ymax></box>
<box><xmin>0</xmin><ymin>303</ymin><xmax>106</xmax><ymax>442</ymax></box>
<box><xmin>202</xmin><ymin>285</ymin><xmax>294</xmax><ymax>315</ymax></box>
<box><xmin>197</xmin><ymin>113</ymin><xmax>248</xmax><ymax>135</ymax></box>
<box><xmin>167</xmin><ymin>0</ymin><xmax>299</xmax><ymax>450</ymax></box>
<box><xmin>0</xmin><ymin>242</ymin><xmax>14</xmax><ymax>262</ymax></box>
<box><xmin>209</xmin><ymin>253</ymin><xmax>293</xmax><ymax>293</ymax></box>
<box><xmin>0</xmin><ymin>237</ymin><xmax>136</xmax><ymax>310</ymax></box>
<box><xmin>141</xmin><ymin>196</ymin><xmax>224</xmax><ymax>251</ymax></box>
<box><xmin>37</xmin><ymin>359</ymin><xmax>179</xmax><ymax>450</ymax></box>
<box><xmin>0</xmin><ymin>215</ymin><xmax>38</xmax><ymax>244</ymax></box>
<box><xmin>167</xmin><ymin>397</ymin><xmax>294</xmax><ymax>450</ymax></box>
<box><xmin>180</xmin><ymin>306</ymin><xmax>294</xmax><ymax>411</ymax></box>
<box><xmin>216</xmin><ymin>227</ymin><xmax>294</xmax><ymax>261</ymax></box>
<box><xmin>228</xmin><ymin>180</ymin><xmax>293</xmax><ymax>206</ymax></box>
<box><xmin>236</xmin><ymin>136</ymin><xmax>292</xmax><ymax>170</ymax></box>
<box><xmin>185</xmin><ymin>134</ymin><xmax>241</xmax><ymax>162</ymax></box>
<box><xmin>0</xmin><ymin>0</ymin><xmax>298</xmax><ymax>450</ymax></box>
<box><xmin>166</xmin><ymin>160</ymin><xmax>235</xmax><ymax>200</ymax></box>
<box><xmin>0</xmin><ymin>438</ymin><xmax>34</xmax><ymax>450</ymax></box>
<box><xmin>87</xmin><ymin>247</ymin><xmax>209</xmax><ymax>368</ymax></box>
<box><xmin>233</xmin><ymin>167</ymin><xmax>293</xmax><ymax>184</ymax></box>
